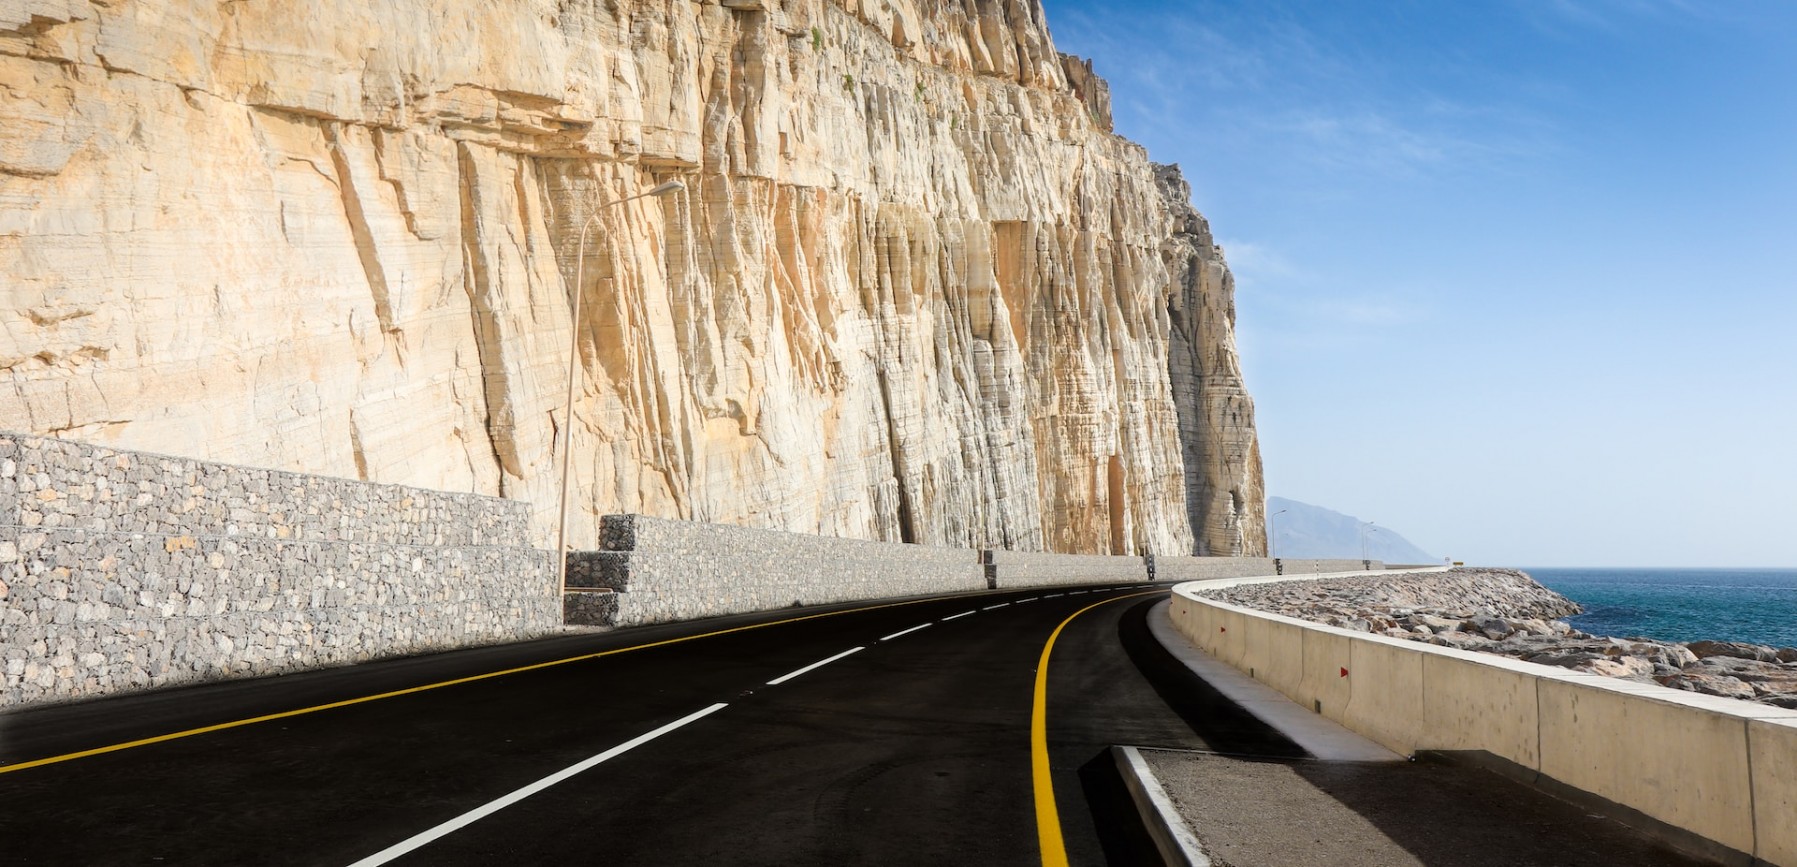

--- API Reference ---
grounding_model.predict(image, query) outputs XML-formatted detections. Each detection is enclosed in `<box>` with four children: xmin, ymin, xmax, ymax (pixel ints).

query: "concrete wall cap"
<box><xmin>1173</xmin><ymin>582</ymin><xmax>1797</xmax><ymax>726</ymax></box>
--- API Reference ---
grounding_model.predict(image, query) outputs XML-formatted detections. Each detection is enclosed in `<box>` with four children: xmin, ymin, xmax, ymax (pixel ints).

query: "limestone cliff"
<box><xmin>0</xmin><ymin>0</ymin><xmax>1265</xmax><ymax>555</ymax></box>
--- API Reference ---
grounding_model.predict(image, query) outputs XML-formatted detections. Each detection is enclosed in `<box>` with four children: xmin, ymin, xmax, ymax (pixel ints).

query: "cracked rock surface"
<box><xmin>0</xmin><ymin>0</ymin><xmax>1263</xmax><ymax>556</ymax></box>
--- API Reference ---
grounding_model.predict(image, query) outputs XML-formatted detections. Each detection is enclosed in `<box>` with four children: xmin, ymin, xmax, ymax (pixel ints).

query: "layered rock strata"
<box><xmin>0</xmin><ymin>0</ymin><xmax>1263</xmax><ymax>555</ymax></box>
<box><xmin>1158</xmin><ymin>166</ymin><xmax>1264</xmax><ymax>556</ymax></box>
<box><xmin>1205</xmin><ymin>569</ymin><xmax>1797</xmax><ymax>709</ymax></box>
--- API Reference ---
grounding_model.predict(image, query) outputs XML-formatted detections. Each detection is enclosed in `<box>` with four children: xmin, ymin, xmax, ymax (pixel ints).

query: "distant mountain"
<box><xmin>1267</xmin><ymin>497</ymin><xmax>1441</xmax><ymax>564</ymax></box>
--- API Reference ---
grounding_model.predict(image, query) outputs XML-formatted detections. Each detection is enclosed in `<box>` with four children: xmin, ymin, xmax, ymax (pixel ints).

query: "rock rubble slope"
<box><xmin>1205</xmin><ymin>569</ymin><xmax>1797</xmax><ymax>709</ymax></box>
<box><xmin>0</xmin><ymin>0</ymin><xmax>1264</xmax><ymax>555</ymax></box>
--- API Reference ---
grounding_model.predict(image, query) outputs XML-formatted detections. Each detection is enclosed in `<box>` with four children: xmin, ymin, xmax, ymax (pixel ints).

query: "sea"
<box><xmin>1526</xmin><ymin>567</ymin><xmax>1797</xmax><ymax>649</ymax></box>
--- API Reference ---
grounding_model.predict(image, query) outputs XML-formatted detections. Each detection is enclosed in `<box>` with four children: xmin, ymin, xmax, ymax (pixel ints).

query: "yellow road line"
<box><xmin>1031</xmin><ymin>589</ymin><xmax>1163</xmax><ymax>867</ymax></box>
<box><xmin>0</xmin><ymin>594</ymin><xmax>953</xmax><ymax>777</ymax></box>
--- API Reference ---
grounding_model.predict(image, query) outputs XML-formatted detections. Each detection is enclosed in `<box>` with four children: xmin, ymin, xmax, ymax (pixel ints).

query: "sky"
<box><xmin>1039</xmin><ymin>0</ymin><xmax>1797</xmax><ymax>567</ymax></box>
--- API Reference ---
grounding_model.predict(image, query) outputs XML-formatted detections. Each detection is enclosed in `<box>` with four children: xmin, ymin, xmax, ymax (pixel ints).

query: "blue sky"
<box><xmin>1040</xmin><ymin>0</ymin><xmax>1797</xmax><ymax>567</ymax></box>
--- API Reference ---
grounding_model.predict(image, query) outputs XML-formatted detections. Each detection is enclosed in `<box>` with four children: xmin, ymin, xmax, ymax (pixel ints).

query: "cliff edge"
<box><xmin>0</xmin><ymin>0</ymin><xmax>1265</xmax><ymax>555</ymax></box>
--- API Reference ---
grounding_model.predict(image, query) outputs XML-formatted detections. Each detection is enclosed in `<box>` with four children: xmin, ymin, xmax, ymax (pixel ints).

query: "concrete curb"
<box><xmin>1145</xmin><ymin>600</ymin><xmax>1402</xmax><ymax>762</ymax></box>
<box><xmin>1112</xmin><ymin>745</ymin><xmax>1211</xmax><ymax>867</ymax></box>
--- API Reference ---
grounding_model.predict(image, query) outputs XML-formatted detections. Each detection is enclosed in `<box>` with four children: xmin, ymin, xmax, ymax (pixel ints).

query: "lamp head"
<box><xmin>647</xmin><ymin>180</ymin><xmax>685</xmax><ymax>196</ymax></box>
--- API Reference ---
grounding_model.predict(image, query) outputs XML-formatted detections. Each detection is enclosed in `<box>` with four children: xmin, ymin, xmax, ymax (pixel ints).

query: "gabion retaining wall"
<box><xmin>1152</xmin><ymin>555</ymin><xmax>1276</xmax><ymax>581</ymax></box>
<box><xmin>568</xmin><ymin>515</ymin><xmax>988</xmax><ymax>627</ymax></box>
<box><xmin>1151</xmin><ymin>556</ymin><xmax>1383</xmax><ymax>581</ymax></box>
<box><xmin>0</xmin><ymin>433</ymin><xmax>558</xmax><ymax>709</ymax></box>
<box><xmin>567</xmin><ymin>516</ymin><xmax>1400</xmax><ymax>627</ymax></box>
<box><xmin>983</xmin><ymin>550</ymin><xmax>1150</xmax><ymax>587</ymax></box>
<box><xmin>0</xmin><ymin>430</ymin><xmax>1412</xmax><ymax>709</ymax></box>
<box><xmin>1279</xmin><ymin>558</ymin><xmax>1387</xmax><ymax>574</ymax></box>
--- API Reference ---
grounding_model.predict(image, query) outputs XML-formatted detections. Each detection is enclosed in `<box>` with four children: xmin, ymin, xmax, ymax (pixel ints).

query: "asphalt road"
<box><xmin>0</xmin><ymin>583</ymin><xmax>1281</xmax><ymax>866</ymax></box>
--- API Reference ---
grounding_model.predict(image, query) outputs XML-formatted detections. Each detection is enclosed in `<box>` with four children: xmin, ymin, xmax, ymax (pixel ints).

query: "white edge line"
<box><xmin>345</xmin><ymin>702</ymin><xmax>730</xmax><ymax>867</ymax></box>
<box><xmin>766</xmin><ymin>646</ymin><xmax>865</xmax><ymax>685</ymax></box>
<box><xmin>981</xmin><ymin>602</ymin><xmax>1011</xmax><ymax>610</ymax></box>
<box><xmin>1117</xmin><ymin>746</ymin><xmax>1212</xmax><ymax>866</ymax></box>
<box><xmin>941</xmin><ymin>610</ymin><xmax>975</xmax><ymax>621</ymax></box>
<box><xmin>880</xmin><ymin>623</ymin><xmax>932</xmax><ymax>642</ymax></box>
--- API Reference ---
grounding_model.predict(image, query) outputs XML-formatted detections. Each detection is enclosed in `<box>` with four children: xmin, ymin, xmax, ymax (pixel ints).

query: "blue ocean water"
<box><xmin>1526</xmin><ymin>567</ymin><xmax>1797</xmax><ymax>649</ymax></box>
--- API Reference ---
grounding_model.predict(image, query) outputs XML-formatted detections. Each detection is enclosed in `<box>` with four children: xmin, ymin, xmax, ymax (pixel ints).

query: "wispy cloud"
<box><xmin>1220</xmin><ymin>237</ymin><xmax>1429</xmax><ymax>333</ymax></box>
<box><xmin>1049</xmin><ymin>1</ymin><xmax>1558</xmax><ymax>186</ymax></box>
<box><xmin>1216</xmin><ymin>238</ymin><xmax>1306</xmax><ymax>283</ymax></box>
<box><xmin>1514</xmin><ymin>0</ymin><xmax>1714</xmax><ymax>36</ymax></box>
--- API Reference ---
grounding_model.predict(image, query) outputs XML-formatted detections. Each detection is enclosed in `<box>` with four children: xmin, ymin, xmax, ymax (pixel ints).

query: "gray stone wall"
<box><xmin>1280</xmin><ymin>558</ymin><xmax>1383</xmax><ymax>575</ymax></box>
<box><xmin>565</xmin><ymin>521</ymin><xmax>1399</xmax><ymax>628</ymax></box>
<box><xmin>984</xmin><ymin>550</ymin><xmax>1150</xmax><ymax>587</ymax></box>
<box><xmin>569</xmin><ymin>515</ymin><xmax>987</xmax><ymax>626</ymax></box>
<box><xmin>1150</xmin><ymin>556</ymin><xmax>1380</xmax><ymax>581</ymax></box>
<box><xmin>0</xmin><ymin>433</ymin><xmax>558</xmax><ymax>709</ymax></box>
<box><xmin>1152</xmin><ymin>555</ymin><xmax>1275</xmax><ymax>581</ymax></box>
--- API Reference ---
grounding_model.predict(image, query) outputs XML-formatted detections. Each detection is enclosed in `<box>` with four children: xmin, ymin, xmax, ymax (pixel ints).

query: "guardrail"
<box><xmin>1169</xmin><ymin>577</ymin><xmax>1797</xmax><ymax>867</ymax></box>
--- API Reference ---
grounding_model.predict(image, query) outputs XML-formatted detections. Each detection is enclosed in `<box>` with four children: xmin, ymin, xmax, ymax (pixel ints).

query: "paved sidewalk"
<box><xmin>1141</xmin><ymin>749</ymin><xmax>1715</xmax><ymax>867</ymax></box>
<box><xmin>1140</xmin><ymin>600</ymin><xmax>1722</xmax><ymax>867</ymax></box>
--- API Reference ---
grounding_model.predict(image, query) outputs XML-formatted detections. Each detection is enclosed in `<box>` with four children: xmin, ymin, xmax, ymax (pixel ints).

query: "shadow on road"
<box><xmin>1114</xmin><ymin>597</ymin><xmax>1308</xmax><ymax>759</ymax></box>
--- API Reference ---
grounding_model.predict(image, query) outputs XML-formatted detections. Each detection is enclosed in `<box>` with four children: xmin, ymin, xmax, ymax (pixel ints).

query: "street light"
<box><xmin>1361</xmin><ymin>521</ymin><xmax>1380</xmax><ymax>561</ymax></box>
<box><xmin>555</xmin><ymin>178</ymin><xmax>685</xmax><ymax>596</ymax></box>
<box><xmin>1269</xmin><ymin>508</ymin><xmax>1287</xmax><ymax>558</ymax></box>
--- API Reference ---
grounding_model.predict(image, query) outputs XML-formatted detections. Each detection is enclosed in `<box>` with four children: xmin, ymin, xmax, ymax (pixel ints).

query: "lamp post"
<box><xmin>555</xmin><ymin>178</ymin><xmax>685</xmax><ymax>596</ymax></box>
<box><xmin>1269</xmin><ymin>508</ymin><xmax>1287</xmax><ymax>558</ymax></box>
<box><xmin>1361</xmin><ymin>522</ymin><xmax>1379</xmax><ymax>561</ymax></box>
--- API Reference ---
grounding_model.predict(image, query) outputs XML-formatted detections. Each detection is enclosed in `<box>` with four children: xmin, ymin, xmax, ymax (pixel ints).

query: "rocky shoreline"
<box><xmin>1200</xmin><ymin>568</ymin><xmax>1797</xmax><ymax>709</ymax></box>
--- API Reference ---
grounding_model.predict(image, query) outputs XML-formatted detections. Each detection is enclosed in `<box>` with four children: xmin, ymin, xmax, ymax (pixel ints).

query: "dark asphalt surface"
<box><xmin>0</xmin><ymin>582</ymin><xmax>1726</xmax><ymax>867</ymax></box>
<box><xmin>0</xmin><ymin>583</ymin><xmax>1265</xmax><ymax>866</ymax></box>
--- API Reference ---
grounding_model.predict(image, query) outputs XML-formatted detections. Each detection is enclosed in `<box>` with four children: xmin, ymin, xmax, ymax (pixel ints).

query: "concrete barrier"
<box><xmin>1753</xmin><ymin>718</ymin><xmax>1797</xmax><ymax>865</ymax></box>
<box><xmin>1169</xmin><ymin>580</ymin><xmax>1797</xmax><ymax>866</ymax></box>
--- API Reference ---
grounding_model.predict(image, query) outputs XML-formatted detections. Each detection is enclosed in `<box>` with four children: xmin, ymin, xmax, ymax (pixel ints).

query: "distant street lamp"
<box><xmin>555</xmin><ymin>179</ymin><xmax>686</xmax><ymax>596</ymax></box>
<box><xmin>1361</xmin><ymin>522</ymin><xmax>1380</xmax><ymax>561</ymax></box>
<box><xmin>1269</xmin><ymin>508</ymin><xmax>1288</xmax><ymax>558</ymax></box>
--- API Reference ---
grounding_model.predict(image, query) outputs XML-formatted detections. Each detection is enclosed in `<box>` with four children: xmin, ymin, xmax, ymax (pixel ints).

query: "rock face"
<box><xmin>1160</xmin><ymin>166</ymin><xmax>1263</xmax><ymax>556</ymax></box>
<box><xmin>1207</xmin><ymin>569</ymin><xmax>1797</xmax><ymax>709</ymax></box>
<box><xmin>0</xmin><ymin>0</ymin><xmax>1264</xmax><ymax>555</ymax></box>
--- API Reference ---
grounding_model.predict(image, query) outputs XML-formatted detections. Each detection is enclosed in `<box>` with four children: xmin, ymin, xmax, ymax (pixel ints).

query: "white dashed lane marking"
<box><xmin>879</xmin><ymin>623</ymin><xmax>932</xmax><ymax>642</ymax></box>
<box><xmin>766</xmin><ymin>647</ymin><xmax>865</xmax><ymax>686</ymax></box>
<box><xmin>346</xmin><ymin>702</ymin><xmax>730</xmax><ymax>866</ymax></box>
<box><xmin>941</xmin><ymin>611</ymin><xmax>976</xmax><ymax>622</ymax></box>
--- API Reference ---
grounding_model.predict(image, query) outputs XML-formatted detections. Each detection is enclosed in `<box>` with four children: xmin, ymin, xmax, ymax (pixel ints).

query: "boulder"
<box><xmin>1575</xmin><ymin>657</ymin><xmax>1656</xmax><ymax>680</ymax></box>
<box><xmin>1686</xmin><ymin>640</ymin><xmax>1781</xmax><ymax>662</ymax></box>
<box><xmin>1660</xmin><ymin>671</ymin><xmax>1758</xmax><ymax>701</ymax></box>
<box><xmin>1466</xmin><ymin>616</ymin><xmax>1514</xmax><ymax>641</ymax></box>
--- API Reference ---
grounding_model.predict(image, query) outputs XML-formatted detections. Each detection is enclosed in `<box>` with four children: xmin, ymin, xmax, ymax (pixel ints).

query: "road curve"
<box><xmin>0</xmin><ymin>583</ymin><xmax>1288</xmax><ymax>865</ymax></box>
